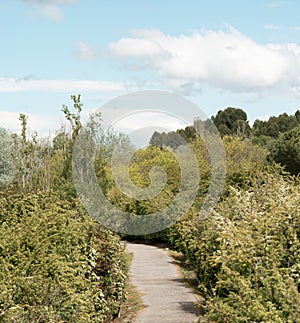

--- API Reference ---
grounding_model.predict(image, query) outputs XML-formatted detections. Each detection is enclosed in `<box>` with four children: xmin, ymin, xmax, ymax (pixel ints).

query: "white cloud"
<box><xmin>109</xmin><ymin>110</ymin><xmax>187</xmax><ymax>132</ymax></box>
<box><xmin>0</xmin><ymin>77</ymin><xmax>126</xmax><ymax>92</ymax></box>
<box><xmin>265</xmin><ymin>24</ymin><xmax>281</xmax><ymax>30</ymax></box>
<box><xmin>265</xmin><ymin>1</ymin><xmax>288</xmax><ymax>8</ymax></box>
<box><xmin>38</xmin><ymin>3</ymin><xmax>63</xmax><ymax>21</ymax></box>
<box><xmin>107</xmin><ymin>27</ymin><xmax>300</xmax><ymax>95</ymax></box>
<box><xmin>109</xmin><ymin>37</ymin><xmax>165</xmax><ymax>58</ymax></box>
<box><xmin>21</xmin><ymin>0</ymin><xmax>76</xmax><ymax>21</ymax></box>
<box><xmin>0</xmin><ymin>110</ymin><xmax>63</xmax><ymax>136</ymax></box>
<box><xmin>75</xmin><ymin>42</ymin><xmax>100</xmax><ymax>60</ymax></box>
<box><xmin>111</xmin><ymin>111</ymin><xmax>187</xmax><ymax>148</ymax></box>
<box><xmin>256</xmin><ymin>115</ymin><xmax>271</xmax><ymax>121</ymax></box>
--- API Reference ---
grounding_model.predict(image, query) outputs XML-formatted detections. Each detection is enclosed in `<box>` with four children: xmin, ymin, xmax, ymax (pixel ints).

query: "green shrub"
<box><xmin>0</xmin><ymin>192</ymin><xmax>127</xmax><ymax>322</ymax></box>
<box><xmin>269</xmin><ymin>125</ymin><xmax>300</xmax><ymax>175</ymax></box>
<box><xmin>168</xmin><ymin>170</ymin><xmax>300</xmax><ymax>322</ymax></box>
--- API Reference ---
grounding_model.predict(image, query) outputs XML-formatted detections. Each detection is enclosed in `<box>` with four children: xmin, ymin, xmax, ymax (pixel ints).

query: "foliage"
<box><xmin>149</xmin><ymin>119</ymin><xmax>217</xmax><ymax>149</ymax></box>
<box><xmin>269</xmin><ymin>125</ymin><xmax>300</xmax><ymax>175</ymax></box>
<box><xmin>0</xmin><ymin>95</ymin><xmax>129</xmax><ymax>322</ymax></box>
<box><xmin>105</xmin><ymin>145</ymin><xmax>181</xmax><ymax>216</ymax></box>
<box><xmin>252</xmin><ymin>135</ymin><xmax>274</xmax><ymax>148</ymax></box>
<box><xmin>0</xmin><ymin>192</ymin><xmax>127</xmax><ymax>322</ymax></box>
<box><xmin>9</xmin><ymin>95</ymin><xmax>87</xmax><ymax>197</ymax></box>
<box><xmin>4</xmin><ymin>94</ymin><xmax>300</xmax><ymax>322</ymax></box>
<box><xmin>165</xmin><ymin>136</ymin><xmax>300</xmax><ymax>321</ymax></box>
<box><xmin>253</xmin><ymin>111</ymin><xmax>300</xmax><ymax>139</ymax></box>
<box><xmin>222</xmin><ymin>136</ymin><xmax>268</xmax><ymax>190</ymax></box>
<box><xmin>149</xmin><ymin>126</ymin><xmax>198</xmax><ymax>148</ymax></box>
<box><xmin>0</xmin><ymin>128</ymin><xmax>15</xmax><ymax>189</ymax></box>
<box><xmin>10</xmin><ymin>115</ymin><xmax>52</xmax><ymax>192</ymax></box>
<box><xmin>211</xmin><ymin>107</ymin><xmax>251</xmax><ymax>137</ymax></box>
<box><xmin>149</xmin><ymin>130</ymin><xmax>187</xmax><ymax>148</ymax></box>
<box><xmin>168</xmin><ymin>170</ymin><xmax>300</xmax><ymax>322</ymax></box>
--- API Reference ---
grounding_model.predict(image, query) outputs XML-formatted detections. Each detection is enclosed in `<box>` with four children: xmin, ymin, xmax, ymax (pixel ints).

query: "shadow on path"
<box><xmin>126</xmin><ymin>242</ymin><xmax>201</xmax><ymax>323</ymax></box>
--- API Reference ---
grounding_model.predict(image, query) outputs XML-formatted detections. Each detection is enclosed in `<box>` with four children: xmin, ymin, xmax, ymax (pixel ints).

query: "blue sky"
<box><xmin>1</xmin><ymin>0</ymin><xmax>300</xmax><ymax>136</ymax></box>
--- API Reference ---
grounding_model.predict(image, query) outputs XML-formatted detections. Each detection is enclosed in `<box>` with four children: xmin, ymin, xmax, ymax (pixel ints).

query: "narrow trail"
<box><xmin>126</xmin><ymin>242</ymin><xmax>200</xmax><ymax>323</ymax></box>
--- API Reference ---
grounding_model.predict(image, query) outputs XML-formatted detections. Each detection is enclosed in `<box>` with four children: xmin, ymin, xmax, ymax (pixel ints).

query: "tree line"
<box><xmin>150</xmin><ymin>106</ymin><xmax>300</xmax><ymax>175</ymax></box>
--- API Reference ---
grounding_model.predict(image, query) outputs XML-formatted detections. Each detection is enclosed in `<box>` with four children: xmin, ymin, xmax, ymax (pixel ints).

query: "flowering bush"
<box><xmin>169</xmin><ymin>170</ymin><xmax>300</xmax><ymax>322</ymax></box>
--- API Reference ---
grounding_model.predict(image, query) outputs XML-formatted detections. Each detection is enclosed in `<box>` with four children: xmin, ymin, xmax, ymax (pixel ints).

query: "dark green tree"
<box><xmin>149</xmin><ymin>130</ymin><xmax>187</xmax><ymax>148</ymax></box>
<box><xmin>212</xmin><ymin>107</ymin><xmax>250</xmax><ymax>136</ymax></box>
<box><xmin>295</xmin><ymin>109</ymin><xmax>300</xmax><ymax>122</ymax></box>
<box><xmin>269</xmin><ymin>125</ymin><xmax>300</xmax><ymax>175</ymax></box>
<box><xmin>176</xmin><ymin>126</ymin><xmax>196</xmax><ymax>142</ymax></box>
<box><xmin>253</xmin><ymin>112</ymin><xmax>300</xmax><ymax>139</ymax></box>
<box><xmin>149</xmin><ymin>131</ymin><xmax>164</xmax><ymax>147</ymax></box>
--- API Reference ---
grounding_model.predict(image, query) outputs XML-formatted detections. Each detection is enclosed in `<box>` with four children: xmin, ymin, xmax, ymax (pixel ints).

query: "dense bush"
<box><xmin>269</xmin><ymin>125</ymin><xmax>300</xmax><ymax>175</ymax></box>
<box><xmin>168</xmin><ymin>170</ymin><xmax>300</xmax><ymax>322</ymax></box>
<box><xmin>222</xmin><ymin>136</ymin><xmax>268</xmax><ymax>190</ymax></box>
<box><xmin>0</xmin><ymin>192</ymin><xmax>127</xmax><ymax>322</ymax></box>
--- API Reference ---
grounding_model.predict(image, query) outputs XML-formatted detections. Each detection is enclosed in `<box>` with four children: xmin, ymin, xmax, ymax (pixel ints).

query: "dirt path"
<box><xmin>126</xmin><ymin>242</ymin><xmax>200</xmax><ymax>323</ymax></box>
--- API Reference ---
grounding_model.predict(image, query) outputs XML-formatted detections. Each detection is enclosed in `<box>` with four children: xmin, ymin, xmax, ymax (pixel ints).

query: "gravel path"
<box><xmin>126</xmin><ymin>242</ymin><xmax>200</xmax><ymax>323</ymax></box>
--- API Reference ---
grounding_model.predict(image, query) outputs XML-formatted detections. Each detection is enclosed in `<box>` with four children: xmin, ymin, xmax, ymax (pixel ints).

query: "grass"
<box><xmin>168</xmin><ymin>249</ymin><xmax>199</xmax><ymax>289</ymax></box>
<box><xmin>113</xmin><ymin>252</ymin><xmax>145</xmax><ymax>323</ymax></box>
<box><xmin>168</xmin><ymin>248</ymin><xmax>207</xmax><ymax>319</ymax></box>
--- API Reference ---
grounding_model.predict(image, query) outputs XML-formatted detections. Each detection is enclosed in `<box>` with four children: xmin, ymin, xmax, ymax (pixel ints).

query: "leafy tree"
<box><xmin>252</xmin><ymin>134</ymin><xmax>274</xmax><ymax>148</ymax></box>
<box><xmin>60</xmin><ymin>95</ymin><xmax>83</xmax><ymax>185</ymax></box>
<box><xmin>222</xmin><ymin>136</ymin><xmax>268</xmax><ymax>189</ymax></box>
<box><xmin>253</xmin><ymin>112</ymin><xmax>300</xmax><ymax>139</ymax></box>
<box><xmin>176</xmin><ymin>126</ymin><xmax>197</xmax><ymax>143</ymax></box>
<box><xmin>212</xmin><ymin>107</ymin><xmax>250</xmax><ymax>136</ymax></box>
<box><xmin>106</xmin><ymin>144</ymin><xmax>181</xmax><ymax>216</ymax></box>
<box><xmin>295</xmin><ymin>109</ymin><xmax>300</xmax><ymax>122</ymax></box>
<box><xmin>10</xmin><ymin>115</ymin><xmax>52</xmax><ymax>192</ymax></box>
<box><xmin>193</xmin><ymin>118</ymin><xmax>218</xmax><ymax>135</ymax></box>
<box><xmin>149</xmin><ymin>118</ymin><xmax>218</xmax><ymax>149</ymax></box>
<box><xmin>149</xmin><ymin>124</ymin><xmax>201</xmax><ymax>149</ymax></box>
<box><xmin>149</xmin><ymin>130</ymin><xmax>187</xmax><ymax>148</ymax></box>
<box><xmin>50</xmin><ymin>95</ymin><xmax>98</xmax><ymax>198</ymax></box>
<box><xmin>269</xmin><ymin>125</ymin><xmax>300</xmax><ymax>175</ymax></box>
<box><xmin>149</xmin><ymin>131</ymin><xmax>164</xmax><ymax>147</ymax></box>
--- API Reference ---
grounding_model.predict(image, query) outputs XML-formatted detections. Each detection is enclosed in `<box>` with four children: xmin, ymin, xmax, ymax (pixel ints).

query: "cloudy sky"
<box><xmin>1</xmin><ymin>0</ymin><xmax>300</xmax><ymax>135</ymax></box>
